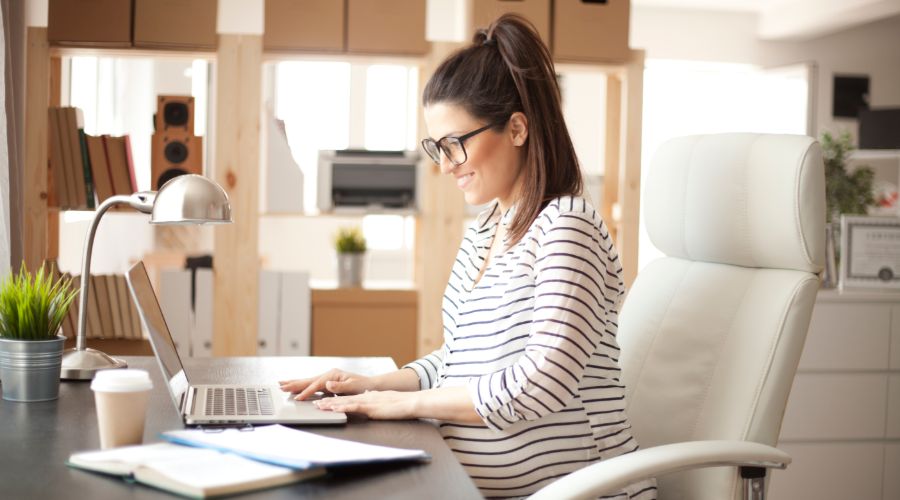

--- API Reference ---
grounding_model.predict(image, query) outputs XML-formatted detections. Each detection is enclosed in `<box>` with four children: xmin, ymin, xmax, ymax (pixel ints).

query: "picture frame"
<box><xmin>839</xmin><ymin>215</ymin><xmax>900</xmax><ymax>290</ymax></box>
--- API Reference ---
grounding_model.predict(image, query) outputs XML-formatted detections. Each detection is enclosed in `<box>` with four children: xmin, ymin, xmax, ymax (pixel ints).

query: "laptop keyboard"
<box><xmin>204</xmin><ymin>387</ymin><xmax>275</xmax><ymax>416</ymax></box>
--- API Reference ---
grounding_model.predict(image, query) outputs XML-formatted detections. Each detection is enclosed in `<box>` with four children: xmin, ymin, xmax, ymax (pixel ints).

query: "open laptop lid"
<box><xmin>126</xmin><ymin>261</ymin><xmax>191</xmax><ymax>415</ymax></box>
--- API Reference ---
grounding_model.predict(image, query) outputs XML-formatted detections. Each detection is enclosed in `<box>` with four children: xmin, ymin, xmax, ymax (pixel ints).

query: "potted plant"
<box><xmin>0</xmin><ymin>264</ymin><xmax>77</xmax><ymax>402</ymax></box>
<box><xmin>821</xmin><ymin>131</ymin><xmax>875</xmax><ymax>288</ymax></box>
<box><xmin>334</xmin><ymin>227</ymin><xmax>367</xmax><ymax>288</ymax></box>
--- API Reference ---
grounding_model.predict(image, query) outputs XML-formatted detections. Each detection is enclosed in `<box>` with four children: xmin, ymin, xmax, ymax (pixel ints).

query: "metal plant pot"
<box><xmin>337</xmin><ymin>252</ymin><xmax>365</xmax><ymax>288</ymax></box>
<box><xmin>0</xmin><ymin>335</ymin><xmax>66</xmax><ymax>402</ymax></box>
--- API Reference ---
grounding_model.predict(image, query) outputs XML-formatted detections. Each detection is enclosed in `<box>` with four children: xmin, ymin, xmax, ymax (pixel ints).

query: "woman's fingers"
<box><xmin>278</xmin><ymin>377</ymin><xmax>314</xmax><ymax>393</ymax></box>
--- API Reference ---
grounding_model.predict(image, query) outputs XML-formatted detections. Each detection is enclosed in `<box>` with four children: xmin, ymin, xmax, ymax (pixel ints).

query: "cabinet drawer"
<box><xmin>781</xmin><ymin>374</ymin><xmax>887</xmax><ymax>440</ymax></box>
<box><xmin>889</xmin><ymin>375</ymin><xmax>900</xmax><ymax>438</ymax></box>
<box><xmin>473</xmin><ymin>0</ymin><xmax>551</xmax><ymax>46</ymax></box>
<box><xmin>264</xmin><ymin>0</ymin><xmax>345</xmax><ymax>52</ymax></box>
<box><xmin>768</xmin><ymin>443</ymin><xmax>884</xmax><ymax>500</ymax></box>
<box><xmin>134</xmin><ymin>0</ymin><xmax>217</xmax><ymax>50</ymax></box>
<box><xmin>892</xmin><ymin>306</ymin><xmax>900</xmax><ymax>369</ymax></box>
<box><xmin>886</xmin><ymin>444</ymin><xmax>900</xmax><ymax>500</ymax></box>
<box><xmin>800</xmin><ymin>303</ymin><xmax>890</xmax><ymax>370</ymax></box>
<box><xmin>346</xmin><ymin>0</ymin><xmax>428</xmax><ymax>55</ymax></box>
<box><xmin>552</xmin><ymin>0</ymin><xmax>630</xmax><ymax>63</ymax></box>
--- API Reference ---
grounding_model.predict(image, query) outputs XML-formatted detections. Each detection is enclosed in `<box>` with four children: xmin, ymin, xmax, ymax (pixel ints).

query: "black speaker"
<box><xmin>155</xmin><ymin>95</ymin><xmax>194</xmax><ymax>132</ymax></box>
<box><xmin>859</xmin><ymin>108</ymin><xmax>900</xmax><ymax>149</ymax></box>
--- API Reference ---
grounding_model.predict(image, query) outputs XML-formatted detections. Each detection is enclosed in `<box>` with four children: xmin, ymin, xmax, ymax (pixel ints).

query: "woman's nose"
<box><xmin>438</xmin><ymin>153</ymin><xmax>455</xmax><ymax>175</ymax></box>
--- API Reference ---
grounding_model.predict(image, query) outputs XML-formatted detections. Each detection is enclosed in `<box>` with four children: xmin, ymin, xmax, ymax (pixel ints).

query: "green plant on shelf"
<box><xmin>822</xmin><ymin>131</ymin><xmax>875</xmax><ymax>223</ymax></box>
<box><xmin>334</xmin><ymin>226</ymin><xmax>367</xmax><ymax>254</ymax></box>
<box><xmin>0</xmin><ymin>263</ymin><xmax>77</xmax><ymax>341</ymax></box>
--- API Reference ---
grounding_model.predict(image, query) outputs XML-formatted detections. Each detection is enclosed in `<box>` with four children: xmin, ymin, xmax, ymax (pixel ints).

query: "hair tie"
<box><xmin>483</xmin><ymin>38</ymin><xmax>496</xmax><ymax>47</ymax></box>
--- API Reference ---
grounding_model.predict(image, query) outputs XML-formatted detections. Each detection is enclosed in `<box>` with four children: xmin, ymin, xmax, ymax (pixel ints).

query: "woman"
<box><xmin>280</xmin><ymin>14</ymin><xmax>657</xmax><ymax>499</ymax></box>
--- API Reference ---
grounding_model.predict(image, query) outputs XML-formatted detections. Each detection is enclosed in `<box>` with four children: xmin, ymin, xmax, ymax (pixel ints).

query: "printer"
<box><xmin>317</xmin><ymin>149</ymin><xmax>419</xmax><ymax>212</ymax></box>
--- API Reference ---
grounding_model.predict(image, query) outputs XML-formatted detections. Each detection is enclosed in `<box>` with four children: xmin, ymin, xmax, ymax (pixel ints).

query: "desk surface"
<box><xmin>0</xmin><ymin>356</ymin><xmax>481</xmax><ymax>499</ymax></box>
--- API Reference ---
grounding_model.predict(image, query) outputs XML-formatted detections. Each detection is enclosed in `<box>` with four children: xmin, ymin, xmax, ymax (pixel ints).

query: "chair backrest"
<box><xmin>618</xmin><ymin>134</ymin><xmax>825</xmax><ymax>500</ymax></box>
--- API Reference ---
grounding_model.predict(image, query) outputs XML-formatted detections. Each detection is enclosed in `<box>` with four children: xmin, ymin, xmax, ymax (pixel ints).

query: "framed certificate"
<box><xmin>840</xmin><ymin>215</ymin><xmax>900</xmax><ymax>290</ymax></box>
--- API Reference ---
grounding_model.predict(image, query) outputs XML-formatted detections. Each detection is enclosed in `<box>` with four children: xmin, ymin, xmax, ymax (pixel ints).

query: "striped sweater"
<box><xmin>405</xmin><ymin>196</ymin><xmax>657</xmax><ymax>499</ymax></box>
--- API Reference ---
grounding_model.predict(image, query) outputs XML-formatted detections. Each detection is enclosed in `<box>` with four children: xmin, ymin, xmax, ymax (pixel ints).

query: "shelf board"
<box><xmin>850</xmin><ymin>149</ymin><xmax>900</xmax><ymax>161</ymax></box>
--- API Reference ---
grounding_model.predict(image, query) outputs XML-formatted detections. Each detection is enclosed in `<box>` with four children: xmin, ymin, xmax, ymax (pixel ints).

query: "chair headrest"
<box><xmin>644</xmin><ymin>133</ymin><xmax>824</xmax><ymax>273</ymax></box>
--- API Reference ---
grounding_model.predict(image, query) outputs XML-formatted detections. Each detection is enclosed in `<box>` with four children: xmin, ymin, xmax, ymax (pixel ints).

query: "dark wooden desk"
<box><xmin>0</xmin><ymin>356</ymin><xmax>481</xmax><ymax>499</ymax></box>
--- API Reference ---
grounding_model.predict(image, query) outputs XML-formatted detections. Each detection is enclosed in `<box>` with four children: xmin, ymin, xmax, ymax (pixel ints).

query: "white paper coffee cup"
<box><xmin>91</xmin><ymin>369</ymin><xmax>153</xmax><ymax>449</ymax></box>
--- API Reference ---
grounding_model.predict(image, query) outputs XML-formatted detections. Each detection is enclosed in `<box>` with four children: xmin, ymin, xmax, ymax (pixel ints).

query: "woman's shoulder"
<box><xmin>537</xmin><ymin>195</ymin><xmax>602</xmax><ymax>228</ymax></box>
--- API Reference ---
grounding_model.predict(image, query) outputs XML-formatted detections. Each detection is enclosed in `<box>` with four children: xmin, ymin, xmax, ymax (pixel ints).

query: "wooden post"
<box><xmin>212</xmin><ymin>34</ymin><xmax>263</xmax><ymax>356</ymax></box>
<box><xmin>414</xmin><ymin>41</ymin><xmax>467</xmax><ymax>358</ymax></box>
<box><xmin>23</xmin><ymin>27</ymin><xmax>50</xmax><ymax>271</ymax></box>
<box><xmin>47</xmin><ymin>56</ymin><xmax>62</xmax><ymax>261</ymax></box>
<box><xmin>616</xmin><ymin>50</ymin><xmax>645</xmax><ymax>288</ymax></box>
<box><xmin>602</xmin><ymin>74</ymin><xmax>621</xmax><ymax>243</ymax></box>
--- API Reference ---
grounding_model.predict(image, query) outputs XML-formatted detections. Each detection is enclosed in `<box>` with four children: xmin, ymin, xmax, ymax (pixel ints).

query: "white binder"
<box><xmin>278</xmin><ymin>272</ymin><xmax>311</xmax><ymax>356</ymax></box>
<box><xmin>257</xmin><ymin>270</ymin><xmax>281</xmax><ymax>356</ymax></box>
<box><xmin>159</xmin><ymin>269</ymin><xmax>193</xmax><ymax>358</ymax></box>
<box><xmin>192</xmin><ymin>269</ymin><xmax>214</xmax><ymax>358</ymax></box>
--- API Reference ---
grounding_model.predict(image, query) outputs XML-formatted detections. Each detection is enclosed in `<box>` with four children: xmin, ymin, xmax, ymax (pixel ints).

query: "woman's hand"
<box><xmin>279</xmin><ymin>369</ymin><xmax>374</xmax><ymax>401</ymax></box>
<box><xmin>314</xmin><ymin>390</ymin><xmax>419</xmax><ymax>420</ymax></box>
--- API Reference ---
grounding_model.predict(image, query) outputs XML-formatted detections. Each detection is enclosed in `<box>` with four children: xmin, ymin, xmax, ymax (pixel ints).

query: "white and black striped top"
<box><xmin>405</xmin><ymin>196</ymin><xmax>657</xmax><ymax>499</ymax></box>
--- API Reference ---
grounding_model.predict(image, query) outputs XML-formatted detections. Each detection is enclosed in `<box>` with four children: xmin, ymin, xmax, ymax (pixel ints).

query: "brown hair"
<box><xmin>423</xmin><ymin>14</ymin><xmax>582</xmax><ymax>245</ymax></box>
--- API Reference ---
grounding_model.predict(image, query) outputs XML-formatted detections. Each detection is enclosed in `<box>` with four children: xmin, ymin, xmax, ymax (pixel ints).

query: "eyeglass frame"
<box><xmin>421</xmin><ymin>122</ymin><xmax>500</xmax><ymax>167</ymax></box>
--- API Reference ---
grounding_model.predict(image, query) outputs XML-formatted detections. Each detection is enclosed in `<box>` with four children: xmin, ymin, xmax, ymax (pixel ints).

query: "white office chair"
<box><xmin>532</xmin><ymin>133</ymin><xmax>825</xmax><ymax>500</ymax></box>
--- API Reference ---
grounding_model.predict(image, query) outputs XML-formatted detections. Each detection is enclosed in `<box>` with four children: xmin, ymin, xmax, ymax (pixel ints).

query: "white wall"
<box><xmin>631</xmin><ymin>7</ymin><xmax>900</xmax><ymax>138</ymax></box>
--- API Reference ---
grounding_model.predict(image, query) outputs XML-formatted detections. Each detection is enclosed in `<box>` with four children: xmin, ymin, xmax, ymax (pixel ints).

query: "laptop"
<box><xmin>125</xmin><ymin>261</ymin><xmax>346</xmax><ymax>425</ymax></box>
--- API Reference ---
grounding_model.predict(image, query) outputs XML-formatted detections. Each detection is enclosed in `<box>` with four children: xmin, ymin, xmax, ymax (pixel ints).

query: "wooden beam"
<box><xmin>212</xmin><ymin>34</ymin><xmax>263</xmax><ymax>356</ymax></box>
<box><xmin>616</xmin><ymin>50</ymin><xmax>645</xmax><ymax>288</ymax></box>
<box><xmin>23</xmin><ymin>27</ymin><xmax>50</xmax><ymax>271</ymax></box>
<box><xmin>47</xmin><ymin>56</ymin><xmax>62</xmax><ymax>262</ymax></box>
<box><xmin>415</xmin><ymin>41</ymin><xmax>467</xmax><ymax>358</ymax></box>
<box><xmin>602</xmin><ymin>74</ymin><xmax>621</xmax><ymax>243</ymax></box>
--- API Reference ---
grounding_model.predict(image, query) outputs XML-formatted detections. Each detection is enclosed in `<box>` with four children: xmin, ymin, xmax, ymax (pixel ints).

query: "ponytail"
<box><xmin>424</xmin><ymin>14</ymin><xmax>582</xmax><ymax>245</ymax></box>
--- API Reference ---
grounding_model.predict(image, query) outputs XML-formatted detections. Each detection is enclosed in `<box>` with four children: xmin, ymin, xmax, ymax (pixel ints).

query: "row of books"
<box><xmin>61</xmin><ymin>274</ymin><xmax>143</xmax><ymax>340</ymax></box>
<box><xmin>48</xmin><ymin>106</ymin><xmax>136</xmax><ymax>210</ymax></box>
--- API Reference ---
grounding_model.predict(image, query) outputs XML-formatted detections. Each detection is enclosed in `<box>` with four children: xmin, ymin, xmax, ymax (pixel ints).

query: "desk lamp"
<box><xmin>61</xmin><ymin>174</ymin><xmax>232</xmax><ymax>380</ymax></box>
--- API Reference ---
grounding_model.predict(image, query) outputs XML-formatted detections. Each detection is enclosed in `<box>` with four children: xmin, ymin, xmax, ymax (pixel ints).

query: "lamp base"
<box><xmin>60</xmin><ymin>347</ymin><xmax>128</xmax><ymax>380</ymax></box>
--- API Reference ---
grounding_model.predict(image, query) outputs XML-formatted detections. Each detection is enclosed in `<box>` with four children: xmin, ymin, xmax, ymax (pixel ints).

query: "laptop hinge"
<box><xmin>183</xmin><ymin>386</ymin><xmax>197</xmax><ymax>416</ymax></box>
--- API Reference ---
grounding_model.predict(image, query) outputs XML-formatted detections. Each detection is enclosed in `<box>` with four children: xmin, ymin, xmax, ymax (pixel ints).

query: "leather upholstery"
<box><xmin>618</xmin><ymin>134</ymin><xmax>825</xmax><ymax>500</ymax></box>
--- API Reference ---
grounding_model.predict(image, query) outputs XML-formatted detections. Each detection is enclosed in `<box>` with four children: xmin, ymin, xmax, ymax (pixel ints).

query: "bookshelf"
<box><xmin>23</xmin><ymin>9</ymin><xmax>645</xmax><ymax>360</ymax></box>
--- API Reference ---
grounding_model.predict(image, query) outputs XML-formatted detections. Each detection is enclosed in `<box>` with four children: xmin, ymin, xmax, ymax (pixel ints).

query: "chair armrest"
<box><xmin>529</xmin><ymin>440</ymin><xmax>791</xmax><ymax>500</ymax></box>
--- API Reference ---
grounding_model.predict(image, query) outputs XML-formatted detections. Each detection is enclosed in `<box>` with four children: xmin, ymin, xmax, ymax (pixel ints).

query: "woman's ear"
<box><xmin>508</xmin><ymin>112</ymin><xmax>528</xmax><ymax>147</ymax></box>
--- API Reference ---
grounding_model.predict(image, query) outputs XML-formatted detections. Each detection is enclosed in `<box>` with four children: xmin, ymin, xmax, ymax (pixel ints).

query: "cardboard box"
<box><xmin>48</xmin><ymin>0</ymin><xmax>132</xmax><ymax>47</ymax></box>
<box><xmin>473</xmin><ymin>0</ymin><xmax>551</xmax><ymax>47</ymax></box>
<box><xmin>134</xmin><ymin>0</ymin><xmax>217</xmax><ymax>50</ymax></box>
<box><xmin>265</xmin><ymin>0</ymin><xmax>345</xmax><ymax>52</ymax></box>
<box><xmin>347</xmin><ymin>0</ymin><xmax>429</xmax><ymax>55</ymax></box>
<box><xmin>553</xmin><ymin>0</ymin><xmax>630</xmax><ymax>63</ymax></box>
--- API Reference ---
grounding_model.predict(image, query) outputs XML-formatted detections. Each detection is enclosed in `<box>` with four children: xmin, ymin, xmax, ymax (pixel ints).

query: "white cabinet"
<box><xmin>769</xmin><ymin>289</ymin><xmax>900</xmax><ymax>500</ymax></box>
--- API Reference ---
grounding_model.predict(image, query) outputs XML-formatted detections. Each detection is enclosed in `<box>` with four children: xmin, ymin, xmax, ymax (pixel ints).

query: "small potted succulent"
<box><xmin>0</xmin><ymin>264</ymin><xmax>77</xmax><ymax>402</ymax></box>
<box><xmin>334</xmin><ymin>227</ymin><xmax>367</xmax><ymax>288</ymax></box>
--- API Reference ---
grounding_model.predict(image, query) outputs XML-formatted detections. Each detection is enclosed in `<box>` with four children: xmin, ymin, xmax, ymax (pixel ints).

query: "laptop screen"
<box><xmin>125</xmin><ymin>261</ymin><xmax>191</xmax><ymax>411</ymax></box>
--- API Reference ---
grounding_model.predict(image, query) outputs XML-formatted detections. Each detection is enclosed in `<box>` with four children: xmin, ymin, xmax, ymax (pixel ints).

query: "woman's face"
<box><xmin>423</xmin><ymin>102</ymin><xmax>527</xmax><ymax>209</ymax></box>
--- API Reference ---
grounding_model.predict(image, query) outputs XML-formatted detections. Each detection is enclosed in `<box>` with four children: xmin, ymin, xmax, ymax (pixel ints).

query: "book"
<box><xmin>107</xmin><ymin>274</ymin><xmax>124</xmax><ymax>339</ymax></box>
<box><xmin>124</xmin><ymin>135</ymin><xmax>138</xmax><ymax>192</ymax></box>
<box><xmin>78</xmin><ymin>127</ymin><xmax>97</xmax><ymax>209</ymax></box>
<box><xmin>48</xmin><ymin>108</ymin><xmax>70</xmax><ymax>208</ymax></box>
<box><xmin>94</xmin><ymin>275</ymin><xmax>115</xmax><ymax>339</ymax></box>
<box><xmin>86</xmin><ymin>274</ymin><xmax>102</xmax><ymax>339</ymax></box>
<box><xmin>54</xmin><ymin>107</ymin><xmax>77</xmax><ymax>208</ymax></box>
<box><xmin>114</xmin><ymin>275</ymin><xmax>135</xmax><ymax>339</ymax></box>
<box><xmin>67</xmin><ymin>442</ymin><xmax>323</xmax><ymax>499</ymax></box>
<box><xmin>161</xmin><ymin>424</ymin><xmax>430</xmax><ymax>470</ymax></box>
<box><xmin>105</xmin><ymin>135</ymin><xmax>133</xmax><ymax>196</ymax></box>
<box><xmin>86</xmin><ymin>134</ymin><xmax>115</xmax><ymax>204</ymax></box>
<box><xmin>63</xmin><ymin>107</ymin><xmax>88</xmax><ymax>209</ymax></box>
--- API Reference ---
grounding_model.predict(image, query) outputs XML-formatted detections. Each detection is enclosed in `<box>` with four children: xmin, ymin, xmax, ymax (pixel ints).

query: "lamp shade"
<box><xmin>150</xmin><ymin>174</ymin><xmax>232</xmax><ymax>224</ymax></box>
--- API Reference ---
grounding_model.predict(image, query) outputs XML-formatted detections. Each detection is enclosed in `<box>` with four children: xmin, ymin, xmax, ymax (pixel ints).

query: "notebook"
<box><xmin>161</xmin><ymin>424</ymin><xmax>430</xmax><ymax>470</ymax></box>
<box><xmin>125</xmin><ymin>261</ymin><xmax>346</xmax><ymax>425</ymax></box>
<box><xmin>67</xmin><ymin>442</ymin><xmax>324</xmax><ymax>498</ymax></box>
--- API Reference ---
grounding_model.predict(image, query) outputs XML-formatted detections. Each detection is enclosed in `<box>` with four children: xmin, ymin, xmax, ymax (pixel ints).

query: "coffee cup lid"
<box><xmin>91</xmin><ymin>369</ymin><xmax>153</xmax><ymax>392</ymax></box>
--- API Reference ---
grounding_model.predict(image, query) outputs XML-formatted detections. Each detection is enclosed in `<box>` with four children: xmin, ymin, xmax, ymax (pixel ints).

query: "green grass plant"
<box><xmin>0</xmin><ymin>263</ymin><xmax>77</xmax><ymax>341</ymax></box>
<box><xmin>334</xmin><ymin>227</ymin><xmax>367</xmax><ymax>253</ymax></box>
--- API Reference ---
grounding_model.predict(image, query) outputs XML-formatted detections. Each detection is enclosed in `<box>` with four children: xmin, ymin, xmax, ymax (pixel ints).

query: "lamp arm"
<box><xmin>74</xmin><ymin>193</ymin><xmax>155</xmax><ymax>350</ymax></box>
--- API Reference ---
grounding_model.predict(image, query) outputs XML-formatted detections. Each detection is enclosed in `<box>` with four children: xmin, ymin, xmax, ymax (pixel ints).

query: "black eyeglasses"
<box><xmin>421</xmin><ymin>123</ymin><xmax>496</xmax><ymax>167</ymax></box>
